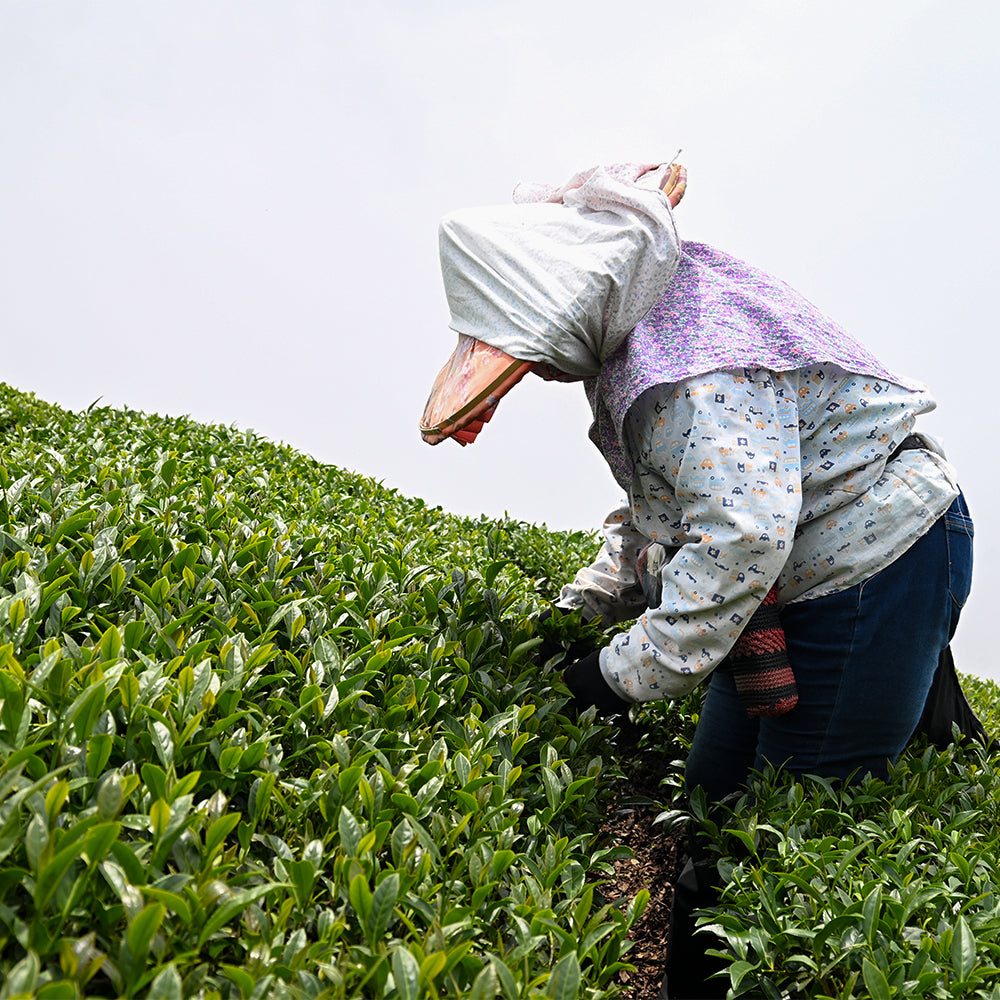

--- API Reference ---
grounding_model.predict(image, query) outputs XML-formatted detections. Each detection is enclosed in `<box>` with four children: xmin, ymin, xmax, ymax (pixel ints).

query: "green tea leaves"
<box><xmin>9</xmin><ymin>383</ymin><xmax>1000</xmax><ymax>1000</ymax></box>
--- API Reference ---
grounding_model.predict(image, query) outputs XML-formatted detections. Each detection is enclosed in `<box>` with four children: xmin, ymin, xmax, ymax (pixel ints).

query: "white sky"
<box><xmin>2</xmin><ymin>1</ymin><xmax>998</xmax><ymax>678</ymax></box>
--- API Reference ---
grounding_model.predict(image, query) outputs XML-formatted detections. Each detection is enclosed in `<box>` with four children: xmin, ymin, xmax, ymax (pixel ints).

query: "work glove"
<box><xmin>562</xmin><ymin>650</ymin><xmax>632</xmax><ymax>717</ymax></box>
<box><xmin>715</xmin><ymin>583</ymin><xmax>797</xmax><ymax>718</ymax></box>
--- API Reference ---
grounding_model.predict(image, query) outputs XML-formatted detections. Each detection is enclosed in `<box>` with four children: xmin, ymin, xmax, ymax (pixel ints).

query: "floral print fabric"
<box><xmin>585</xmin><ymin>242</ymin><xmax>919</xmax><ymax>488</ymax></box>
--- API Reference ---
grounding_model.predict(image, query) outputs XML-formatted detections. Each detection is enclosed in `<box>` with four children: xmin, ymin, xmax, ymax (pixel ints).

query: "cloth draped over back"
<box><xmin>438</xmin><ymin>161</ymin><xmax>916</xmax><ymax>486</ymax></box>
<box><xmin>586</xmin><ymin>243</ymin><xmax>916</xmax><ymax>487</ymax></box>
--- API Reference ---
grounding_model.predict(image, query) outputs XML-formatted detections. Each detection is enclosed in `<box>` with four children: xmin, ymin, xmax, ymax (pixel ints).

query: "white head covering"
<box><xmin>438</xmin><ymin>163</ymin><xmax>682</xmax><ymax>377</ymax></box>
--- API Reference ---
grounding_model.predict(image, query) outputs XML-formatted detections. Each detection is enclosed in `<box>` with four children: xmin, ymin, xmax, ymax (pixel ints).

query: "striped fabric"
<box><xmin>717</xmin><ymin>585</ymin><xmax>797</xmax><ymax>717</ymax></box>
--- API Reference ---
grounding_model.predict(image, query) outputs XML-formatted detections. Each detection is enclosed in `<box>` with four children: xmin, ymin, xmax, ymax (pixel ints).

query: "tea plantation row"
<box><xmin>0</xmin><ymin>382</ymin><xmax>998</xmax><ymax>999</ymax></box>
<box><xmin>0</xmin><ymin>383</ymin><xmax>659</xmax><ymax>999</ymax></box>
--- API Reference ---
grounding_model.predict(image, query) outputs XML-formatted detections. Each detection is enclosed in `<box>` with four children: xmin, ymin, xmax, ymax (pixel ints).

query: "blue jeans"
<box><xmin>686</xmin><ymin>492</ymin><xmax>975</xmax><ymax>802</ymax></box>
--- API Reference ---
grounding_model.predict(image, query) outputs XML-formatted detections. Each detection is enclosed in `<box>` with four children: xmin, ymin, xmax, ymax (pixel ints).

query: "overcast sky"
<box><xmin>2</xmin><ymin>1</ymin><xmax>997</xmax><ymax>678</ymax></box>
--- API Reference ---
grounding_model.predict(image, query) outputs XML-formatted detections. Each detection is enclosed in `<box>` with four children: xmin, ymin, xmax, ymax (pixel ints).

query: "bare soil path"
<box><xmin>600</xmin><ymin>732</ymin><xmax>687</xmax><ymax>999</ymax></box>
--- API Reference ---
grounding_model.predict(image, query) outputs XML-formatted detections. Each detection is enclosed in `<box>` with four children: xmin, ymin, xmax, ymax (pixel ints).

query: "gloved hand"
<box><xmin>562</xmin><ymin>650</ymin><xmax>632</xmax><ymax>717</ymax></box>
<box><xmin>534</xmin><ymin>607</ymin><xmax>607</xmax><ymax>665</ymax></box>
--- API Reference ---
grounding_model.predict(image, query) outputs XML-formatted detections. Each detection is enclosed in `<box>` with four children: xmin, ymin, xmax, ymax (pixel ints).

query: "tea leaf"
<box><xmin>392</xmin><ymin>947</ymin><xmax>420</xmax><ymax>1000</ymax></box>
<box><xmin>469</xmin><ymin>962</ymin><xmax>499</xmax><ymax>1000</ymax></box>
<box><xmin>371</xmin><ymin>872</ymin><xmax>399</xmax><ymax>940</ymax></box>
<box><xmin>952</xmin><ymin>914</ymin><xmax>976</xmax><ymax>982</ymax></box>
<box><xmin>147</xmin><ymin>963</ymin><xmax>183</xmax><ymax>1000</ymax></box>
<box><xmin>861</xmin><ymin>956</ymin><xmax>891</xmax><ymax>1000</ymax></box>
<box><xmin>126</xmin><ymin>901</ymin><xmax>165</xmax><ymax>958</ymax></box>
<box><xmin>547</xmin><ymin>952</ymin><xmax>581</xmax><ymax>1000</ymax></box>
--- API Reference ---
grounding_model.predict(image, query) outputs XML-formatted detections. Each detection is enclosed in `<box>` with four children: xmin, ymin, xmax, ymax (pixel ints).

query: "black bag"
<box><xmin>911</xmin><ymin>645</ymin><xmax>996</xmax><ymax>751</ymax></box>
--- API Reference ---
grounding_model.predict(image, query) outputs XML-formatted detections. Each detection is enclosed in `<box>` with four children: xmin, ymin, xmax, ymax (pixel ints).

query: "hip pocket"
<box><xmin>944</xmin><ymin>493</ymin><xmax>974</xmax><ymax>611</ymax></box>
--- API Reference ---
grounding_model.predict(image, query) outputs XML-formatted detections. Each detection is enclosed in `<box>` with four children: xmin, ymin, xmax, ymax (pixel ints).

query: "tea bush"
<box><xmin>0</xmin><ymin>381</ymin><xmax>998</xmax><ymax>1000</ymax></box>
<box><xmin>691</xmin><ymin>734</ymin><xmax>1000</xmax><ymax>999</ymax></box>
<box><xmin>0</xmin><ymin>383</ymin><xmax>662</xmax><ymax>998</ymax></box>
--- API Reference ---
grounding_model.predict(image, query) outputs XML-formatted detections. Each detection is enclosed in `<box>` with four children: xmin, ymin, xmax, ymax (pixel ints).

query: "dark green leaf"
<box><xmin>861</xmin><ymin>956</ymin><xmax>891</xmax><ymax>1000</ymax></box>
<box><xmin>126</xmin><ymin>902</ymin><xmax>165</xmax><ymax>958</ymax></box>
<box><xmin>147</xmin><ymin>963</ymin><xmax>183</xmax><ymax>1000</ymax></box>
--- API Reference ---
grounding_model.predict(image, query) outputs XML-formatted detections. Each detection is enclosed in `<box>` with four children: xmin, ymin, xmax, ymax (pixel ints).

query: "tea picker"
<box><xmin>418</xmin><ymin>160</ymin><xmax>979</xmax><ymax>998</ymax></box>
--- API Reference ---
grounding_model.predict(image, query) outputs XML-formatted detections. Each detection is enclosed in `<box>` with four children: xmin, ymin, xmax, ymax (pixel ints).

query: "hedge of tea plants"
<box><xmin>684</xmin><ymin>700</ymin><xmax>1000</xmax><ymax>999</ymax></box>
<box><xmin>691</xmin><ymin>734</ymin><xmax>1000</xmax><ymax>1000</ymax></box>
<box><xmin>0</xmin><ymin>383</ymin><xmax>662</xmax><ymax>999</ymax></box>
<box><xmin>0</xmin><ymin>381</ymin><xmax>998</xmax><ymax>1000</ymax></box>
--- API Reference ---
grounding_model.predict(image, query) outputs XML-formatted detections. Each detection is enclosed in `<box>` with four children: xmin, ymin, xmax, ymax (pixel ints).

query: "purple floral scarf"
<box><xmin>585</xmin><ymin>241</ymin><xmax>914</xmax><ymax>487</ymax></box>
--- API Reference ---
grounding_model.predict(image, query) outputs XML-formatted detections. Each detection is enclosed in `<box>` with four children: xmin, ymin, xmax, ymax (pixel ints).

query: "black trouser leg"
<box><xmin>659</xmin><ymin>835</ymin><xmax>728</xmax><ymax>999</ymax></box>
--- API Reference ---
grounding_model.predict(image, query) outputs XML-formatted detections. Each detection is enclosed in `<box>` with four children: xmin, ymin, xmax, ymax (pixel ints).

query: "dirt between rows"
<box><xmin>597</xmin><ymin>734</ymin><xmax>687</xmax><ymax>1000</ymax></box>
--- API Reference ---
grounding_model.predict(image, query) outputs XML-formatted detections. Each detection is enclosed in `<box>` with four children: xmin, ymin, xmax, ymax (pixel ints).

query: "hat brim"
<box><xmin>420</xmin><ymin>335</ymin><xmax>534</xmax><ymax>446</ymax></box>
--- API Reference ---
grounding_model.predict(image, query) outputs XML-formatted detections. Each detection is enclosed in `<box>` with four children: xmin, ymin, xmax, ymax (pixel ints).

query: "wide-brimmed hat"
<box><xmin>419</xmin><ymin>334</ymin><xmax>534</xmax><ymax>446</ymax></box>
<box><xmin>420</xmin><ymin>161</ymin><xmax>687</xmax><ymax>446</ymax></box>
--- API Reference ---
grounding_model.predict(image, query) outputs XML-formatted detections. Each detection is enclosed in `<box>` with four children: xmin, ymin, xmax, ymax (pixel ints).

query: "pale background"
<box><xmin>2</xmin><ymin>1</ymin><xmax>997</xmax><ymax>678</ymax></box>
